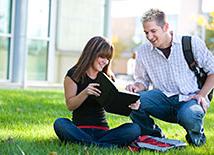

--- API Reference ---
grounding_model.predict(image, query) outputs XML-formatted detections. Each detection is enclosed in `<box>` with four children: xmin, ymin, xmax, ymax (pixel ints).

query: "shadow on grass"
<box><xmin>0</xmin><ymin>137</ymin><xmax>129</xmax><ymax>155</ymax></box>
<box><xmin>0</xmin><ymin>89</ymin><xmax>70</xmax><ymax>126</ymax></box>
<box><xmin>1</xmin><ymin>135</ymin><xmax>212</xmax><ymax>155</ymax></box>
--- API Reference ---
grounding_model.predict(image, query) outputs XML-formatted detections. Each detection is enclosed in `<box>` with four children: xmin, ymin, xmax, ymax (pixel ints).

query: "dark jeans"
<box><xmin>53</xmin><ymin>118</ymin><xmax>141</xmax><ymax>147</ymax></box>
<box><xmin>130</xmin><ymin>89</ymin><xmax>205</xmax><ymax>145</ymax></box>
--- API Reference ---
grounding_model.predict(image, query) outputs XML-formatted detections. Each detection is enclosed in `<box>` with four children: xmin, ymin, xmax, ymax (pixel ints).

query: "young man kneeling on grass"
<box><xmin>126</xmin><ymin>8</ymin><xmax>214</xmax><ymax>147</ymax></box>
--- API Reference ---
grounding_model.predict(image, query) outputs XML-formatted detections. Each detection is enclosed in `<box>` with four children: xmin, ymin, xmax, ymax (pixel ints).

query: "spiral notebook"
<box><xmin>94</xmin><ymin>72</ymin><xmax>140</xmax><ymax>116</ymax></box>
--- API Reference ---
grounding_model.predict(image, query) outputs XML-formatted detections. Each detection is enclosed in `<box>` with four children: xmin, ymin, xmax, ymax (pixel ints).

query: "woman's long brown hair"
<box><xmin>72</xmin><ymin>36</ymin><xmax>114</xmax><ymax>82</ymax></box>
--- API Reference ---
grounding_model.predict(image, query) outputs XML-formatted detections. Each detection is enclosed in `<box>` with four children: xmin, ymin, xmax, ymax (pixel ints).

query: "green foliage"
<box><xmin>112</xmin><ymin>36</ymin><xmax>129</xmax><ymax>58</ymax></box>
<box><xmin>197</xmin><ymin>12</ymin><xmax>214</xmax><ymax>51</ymax></box>
<box><xmin>0</xmin><ymin>89</ymin><xmax>214</xmax><ymax>154</ymax></box>
<box><xmin>206</xmin><ymin>29</ymin><xmax>214</xmax><ymax>51</ymax></box>
<box><xmin>205</xmin><ymin>12</ymin><xmax>214</xmax><ymax>51</ymax></box>
<box><xmin>112</xmin><ymin>36</ymin><xmax>139</xmax><ymax>59</ymax></box>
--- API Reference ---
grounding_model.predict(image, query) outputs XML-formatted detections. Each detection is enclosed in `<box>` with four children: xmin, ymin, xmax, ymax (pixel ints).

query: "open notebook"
<box><xmin>93</xmin><ymin>72</ymin><xmax>140</xmax><ymax>116</ymax></box>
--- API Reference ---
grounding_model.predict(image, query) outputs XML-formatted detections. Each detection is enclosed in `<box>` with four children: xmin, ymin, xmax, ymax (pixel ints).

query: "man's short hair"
<box><xmin>141</xmin><ymin>8</ymin><xmax>166</xmax><ymax>28</ymax></box>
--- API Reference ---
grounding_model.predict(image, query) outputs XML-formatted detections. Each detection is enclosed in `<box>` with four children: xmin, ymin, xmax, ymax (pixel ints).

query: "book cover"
<box><xmin>94</xmin><ymin>72</ymin><xmax>140</xmax><ymax>116</ymax></box>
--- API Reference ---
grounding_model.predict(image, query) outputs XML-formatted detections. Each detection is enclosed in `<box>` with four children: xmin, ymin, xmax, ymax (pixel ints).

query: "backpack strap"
<box><xmin>182</xmin><ymin>36</ymin><xmax>213</xmax><ymax>100</ymax></box>
<box><xmin>182</xmin><ymin>36</ymin><xmax>201</xmax><ymax>85</ymax></box>
<box><xmin>181</xmin><ymin>36</ymin><xmax>197</xmax><ymax>71</ymax></box>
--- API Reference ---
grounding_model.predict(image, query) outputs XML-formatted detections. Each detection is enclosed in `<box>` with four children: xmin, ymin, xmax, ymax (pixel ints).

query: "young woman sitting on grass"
<box><xmin>53</xmin><ymin>36</ymin><xmax>141</xmax><ymax>148</ymax></box>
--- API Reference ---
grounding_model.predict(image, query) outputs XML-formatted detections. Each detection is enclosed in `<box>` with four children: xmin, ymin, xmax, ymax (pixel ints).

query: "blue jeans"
<box><xmin>53</xmin><ymin>118</ymin><xmax>141</xmax><ymax>147</ymax></box>
<box><xmin>130</xmin><ymin>89</ymin><xmax>205</xmax><ymax>138</ymax></box>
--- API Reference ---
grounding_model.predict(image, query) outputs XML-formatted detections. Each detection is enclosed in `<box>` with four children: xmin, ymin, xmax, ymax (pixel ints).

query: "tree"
<box><xmin>112</xmin><ymin>35</ymin><xmax>140</xmax><ymax>59</ymax></box>
<box><xmin>111</xmin><ymin>35</ymin><xmax>129</xmax><ymax>58</ymax></box>
<box><xmin>197</xmin><ymin>12</ymin><xmax>214</xmax><ymax>51</ymax></box>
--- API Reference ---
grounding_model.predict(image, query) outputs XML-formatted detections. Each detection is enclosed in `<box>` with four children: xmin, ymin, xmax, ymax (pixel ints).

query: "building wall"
<box><xmin>112</xmin><ymin>58</ymin><xmax>128</xmax><ymax>74</ymax></box>
<box><xmin>177</xmin><ymin>0</ymin><xmax>202</xmax><ymax>35</ymax></box>
<box><xmin>0</xmin><ymin>0</ymin><xmax>110</xmax><ymax>87</ymax></box>
<box><xmin>0</xmin><ymin>0</ymin><xmax>209</xmax><ymax>87</ymax></box>
<box><xmin>55</xmin><ymin>0</ymin><xmax>106</xmax><ymax>83</ymax></box>
<box><xmin>111</xmin><ymin>17</ymin><xmax>135</xmax><ymax>44</ymax></box>
<box><xmin>55</xmin><ymin>51</ymin><xmax>80</xmax><ymax>83</ymax></box>
<box><xmin>56</xmin><ymin>0</ymin><xmax>105</xmax><ymax>51</ymax></box>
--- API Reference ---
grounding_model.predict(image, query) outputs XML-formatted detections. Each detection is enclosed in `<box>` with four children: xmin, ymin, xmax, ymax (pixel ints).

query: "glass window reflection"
<box><xmin>0</xmin><ymin>0</ymin><xmax>12</xmax><ymax>33</ymax></box>
<box><xmin>0</xmin><ymin>37</ymin><xmax>10</xmax><ymax>79</ymax></box>
<box><xmin>27</xmin><ymin>40</ymin><xmax>48</xmax><ymax>80</ymax></box>
<box><xmin>27</xmin><ymin>0</ymin><xmax>50</xmax><ymax>81</ymax></box>
<box><xmin>27</xmin><ymin>0</ymin><xmax>50</xmax><ymax>38</ymax></box>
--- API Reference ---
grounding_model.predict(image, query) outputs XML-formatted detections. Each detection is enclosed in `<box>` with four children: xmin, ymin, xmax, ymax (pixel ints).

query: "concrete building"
<box><xmin>0</xmin><ymin>0</ymin><xmax>212</xmax><ymax>87</ymax></box>
<box><xmin>0</xmin><ymin>0</ymin><xmax>111</xmax><ymax>88</ymax></box>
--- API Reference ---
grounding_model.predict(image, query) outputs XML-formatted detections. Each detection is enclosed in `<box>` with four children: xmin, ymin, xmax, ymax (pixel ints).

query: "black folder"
<box><xmin>94</xmin><ymin>72</ymin><xmax>140</xmax><ymax>116</ymax></box>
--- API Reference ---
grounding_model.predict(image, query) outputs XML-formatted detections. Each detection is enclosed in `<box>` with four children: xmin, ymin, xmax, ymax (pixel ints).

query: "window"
<box><xmin>57</xmin><ymin>0</ymin><xmax>105</xmax><ymax>51</ymax></box>
<box><xmin>27</xmin><ymin>0</ymin><xmax>50</xmax><ymax>81</ymax></box>
<box><xmin>0</xmin><ymin>0</ymin><xmax>12</xmax><ymax>80</ymax></box>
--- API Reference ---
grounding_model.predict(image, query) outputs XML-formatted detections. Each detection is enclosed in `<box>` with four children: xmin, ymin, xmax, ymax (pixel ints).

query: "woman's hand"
<box><xmin>128</xmin><ymin>100</ymin><xmax>140</xmax><ymax>110</ymax></box>
<box><xmin>83</xmin><ymin>83</ymin><xmax>101</xmax><ymax>97</ymax></box>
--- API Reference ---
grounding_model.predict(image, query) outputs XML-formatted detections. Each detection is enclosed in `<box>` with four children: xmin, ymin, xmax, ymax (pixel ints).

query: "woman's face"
<box><xmin>92</xmin><ymin>56</ymin><xmax>109</xmax><ymax>72</ymax></box>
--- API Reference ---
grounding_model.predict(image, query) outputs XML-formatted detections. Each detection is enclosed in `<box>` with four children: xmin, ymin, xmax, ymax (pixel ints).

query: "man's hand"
<box><xmin>186</xmin><ymin>94</ymin><xmax>209</xmax><ymax>113</ymax></box>
<box><xmin>129</xmin><ymin>100</ymin><xmax>140</xmax><ymax>110</ymax></box>
<box><xmin>126</xmin><ymin>82</ymin><xmax>145</xmax><ymax>93</ymax></box>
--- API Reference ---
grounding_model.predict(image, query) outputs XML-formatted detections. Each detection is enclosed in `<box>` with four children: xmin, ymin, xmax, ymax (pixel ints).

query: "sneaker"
<box><xmin>150</xmin><ymin>125</ymin><xmax>165</xmax><ymax>138</ymax></box>
<box><xmin>185</xmin><ymin>131</ymin><xmax>206</xmax><ymax>146</ymax></box>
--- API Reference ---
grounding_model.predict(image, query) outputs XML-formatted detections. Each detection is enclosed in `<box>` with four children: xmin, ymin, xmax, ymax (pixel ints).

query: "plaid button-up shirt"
<box><xmin>134</xmin><ymin>34</ymin><xmax>214</xmax><ymax>102</ymax></box>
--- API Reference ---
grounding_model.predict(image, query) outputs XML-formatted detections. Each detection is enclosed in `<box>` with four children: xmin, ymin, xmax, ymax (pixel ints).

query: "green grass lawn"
<box><xmin>0</xmin><ymin>89</ymin><xmax>214</xmax><ymax>155</ymax></box>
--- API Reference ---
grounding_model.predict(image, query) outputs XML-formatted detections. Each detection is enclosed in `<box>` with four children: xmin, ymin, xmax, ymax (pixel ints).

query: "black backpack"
<box><xmin>182</xmin><ymin>36</ymin><xmax>213</xmax><ymax>101</ymax></box>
